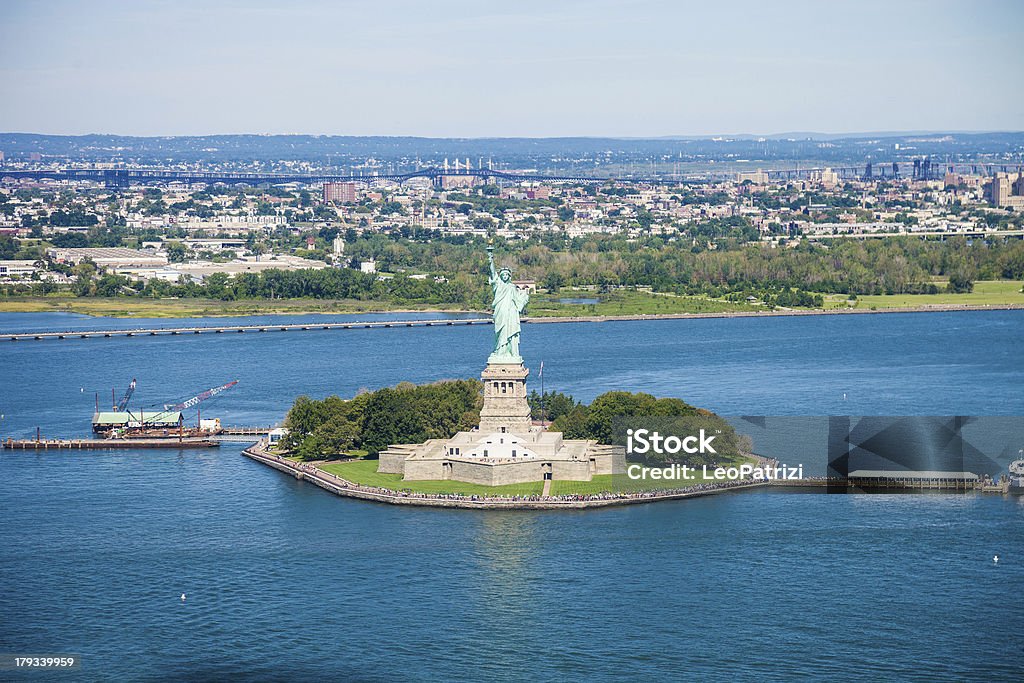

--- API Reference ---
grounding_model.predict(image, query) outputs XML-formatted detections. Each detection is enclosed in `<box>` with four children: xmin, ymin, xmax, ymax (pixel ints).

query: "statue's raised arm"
<box><xmin>487</xmin><ymin>247</ymin><xmax>498</xmax><ymax>282</ymax></box>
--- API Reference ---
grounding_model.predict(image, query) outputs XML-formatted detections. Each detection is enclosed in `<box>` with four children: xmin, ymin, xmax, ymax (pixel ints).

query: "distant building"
<box><xmin>183</xmin><ymin>238</ymin><xmax>246</xmax><ymax>252</ymax></box>
<box><xmin>48</xmin><ymin>247</ymin><xmax>168</xmax><ymax>268</ymax></box>
<box><xmin>987</xmin><ymin>172</ymin><xmax>1024</xmax><ymax>210</ymax></box>
<box><xmin>438</xmin><ymin>175</ymin><xmax>476</xmax><ymax>190</ymax></box>
<box><xmin>167</xmin><ymin>255</ymin><xmax>329</xmax><ymax>280</ymax></box>
<box><xmin>0</xmin><ymin>259</ymin><xmax>38</xmax><ymax>279</ymax></box>
<box><xmin>112</xmin><ymin>268</ymin><xmax>189</xmax><ymax>283</ymax></box>
<box><xmin>525</xmin><ymin>185</ymin><xmax>551</xmax><ymax>200</ymax></box>
<box><xmin>513</xmin><ymin>280</ymin><xmax>537</xmax><ymax>293</ymax></box>
<box><xmin>268</xmin><ymin>427</ymin><xmax>289</xmax><ymax>447</ymax></box>
<box><xmin>360</xmin><ymin>259</ymin><xmax>377</xmax><ymax>274</ymax></box>
<box><xmin>736</xmin><ymin>170</ymin><xmax>769</xmax><ymax>184</ymax></box>
<box><xmin>92</xmin><ymin>410</ymin><xmax>183</xmax><ymax>435</ymax></box>
<box><xmin>808</xmin><ymin>168</ymin><xmax>839</xmax><ymax>189</ymax></box>
<box><xmin>323</xmin><ymin>182</ymin><xmax>356</xmax><ymax>203</ymax></box>
<box><xmin>333</xmin><ymin>236</ymin><xmax>345</xmax><ymax>258</ymax></box>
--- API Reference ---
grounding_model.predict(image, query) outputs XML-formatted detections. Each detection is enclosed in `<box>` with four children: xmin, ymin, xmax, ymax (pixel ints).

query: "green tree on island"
<box><xmin>282</xmin><ymin>382</ymin><xmax>740</xmax><ymax>466</ymax></box>
<box><xmin>283</xmin><ymin>380</ymin><xmax>482</xmax><ymax>460</ymax></box>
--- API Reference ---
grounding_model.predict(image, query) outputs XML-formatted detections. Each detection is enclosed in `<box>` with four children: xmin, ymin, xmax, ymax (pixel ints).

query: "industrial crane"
<box><xmin>163</xmin><ymin>380</ymin><xmax>239</xmax><ymax>412</ymax></box>
<box><xmin>114</xmin><ymin>378</ymin><xmax>136</xmax><ymax>412</ymax></box>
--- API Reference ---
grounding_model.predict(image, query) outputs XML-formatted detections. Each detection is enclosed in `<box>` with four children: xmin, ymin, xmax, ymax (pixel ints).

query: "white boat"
<box><xmin>1008</xmin><ymin>453</ymin><xmax>1024</xmax><ymax>495</ymax></box>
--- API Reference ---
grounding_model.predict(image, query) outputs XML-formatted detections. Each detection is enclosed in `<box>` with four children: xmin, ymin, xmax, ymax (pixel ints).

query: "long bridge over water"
<box><xmin>4</xmin><ymin>317</ymin><xmax>495</xmax><ymax>341</ymax></box>
<box><xmin>6</xmin><ymin>305</ymin><xmax>1023</xmax><ymax>342</ymax></box>
<box><xmin>0</xmin><ymin>167</ymin><xmax>637</xmax><ymax>188</ymax></box>
<box><xmin>3</xmin><ymin>161</ymin><xmax>1022</xmax><ymax>188</ymax></box>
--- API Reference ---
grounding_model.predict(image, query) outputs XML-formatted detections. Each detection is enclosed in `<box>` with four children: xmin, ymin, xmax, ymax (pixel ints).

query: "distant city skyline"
<box><xmin>1</xmin><ymin>0</ymin><xmax>1022</xmax><ymax>138</ymax></box>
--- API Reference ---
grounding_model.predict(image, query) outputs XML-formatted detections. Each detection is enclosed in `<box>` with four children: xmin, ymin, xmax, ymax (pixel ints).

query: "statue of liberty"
<box><xmin>487</xmin><ymin>246</ymin><xmax>529</xmax><ymax>364</ymax></box>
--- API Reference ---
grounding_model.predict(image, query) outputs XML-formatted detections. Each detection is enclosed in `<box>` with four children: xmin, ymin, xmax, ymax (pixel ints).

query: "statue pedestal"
<box><xmin>487</xmin><ymin>352</ymin><xmax>523</xmax><ymax>365</ymax></box>
<box><xmin>379</xmin><ymin>357</ymin><xmax>626</xmax><ymax>486</ymax></box>
<box><xmin>478</xmin><ymin>362</ymin><xmax>533</xmax><ymax>434</ymax></box>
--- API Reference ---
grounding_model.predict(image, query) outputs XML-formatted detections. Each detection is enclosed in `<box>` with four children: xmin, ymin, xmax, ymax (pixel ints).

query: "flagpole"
<box><xmin>540</xmin><ymin>360</ymin><xmax>545</xmax><ymax>426</ymax></box>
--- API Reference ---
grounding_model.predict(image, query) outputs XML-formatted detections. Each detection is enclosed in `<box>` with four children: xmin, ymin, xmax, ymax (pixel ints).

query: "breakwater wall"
<box><xmin>241</xmin><ymin>442</ymin><xmax>767</xmax><ymax>510</ymax></box>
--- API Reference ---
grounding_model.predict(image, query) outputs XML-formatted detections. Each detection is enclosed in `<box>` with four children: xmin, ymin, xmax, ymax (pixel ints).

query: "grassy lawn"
<box><xmin>547</xmin><ymin>475</ymin><xmax>695</xmax><ymax>496</ymax></box>
<box><xmin>7</xmin><ymin>281</ymin><xmax>1017</xmax><ymax>320</ymax></box>
<box><xmin>0</xmin><ymin>290</ymin><xmax>756</xmax><ymax>319</ymax></box>
<box><xmin>822</xmin><ymin>280</ymin><xmax>1024</xmax><ymax>310</ymax></box>
<box><xmin>314</xmin><ymin>456</ymin><xmax>758</xmax><ymax>498</ymax></box>
<box><xmin>316</xmin><ymin>459</ymin><xmax>545</xmax><ymax>497</ymax></box>
<box><xmin>528</xmin><ymin>289</ymin><xmax>759</xmax><ymax>317</ymax></box>
<box><xmin>548</xmin><ymin>456</ymin><xmax>757</xmax><ymax>496</ymax></box>
<box><xmin>0</xmin><ymin>296</ymin><xmax>474</xmax><ymax>318</ymax></box>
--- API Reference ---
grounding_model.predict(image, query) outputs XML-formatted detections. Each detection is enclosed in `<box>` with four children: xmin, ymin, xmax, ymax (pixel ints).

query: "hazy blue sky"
<box><xmin>1</xmin><ymin>0</ymin><xmax>1021</xmax><ymax>137</ymax></box>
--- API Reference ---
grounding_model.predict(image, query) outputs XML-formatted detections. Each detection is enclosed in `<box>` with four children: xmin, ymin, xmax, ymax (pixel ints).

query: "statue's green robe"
<box><xmin>491</xmin><ymin>275</ymin><xmax>529</xmax><ymax>360</ymax></box>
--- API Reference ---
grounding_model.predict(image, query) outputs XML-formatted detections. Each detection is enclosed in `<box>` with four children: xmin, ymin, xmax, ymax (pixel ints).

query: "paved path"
<box><xmin>241</xmin><ymin>441</ymin><xmax>769</xmax><ymax>510</ymax></box>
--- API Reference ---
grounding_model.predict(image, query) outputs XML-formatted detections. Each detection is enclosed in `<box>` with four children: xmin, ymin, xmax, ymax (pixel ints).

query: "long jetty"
<box><xmin>4</xmin><ymin>304</ymin><xmax>1023</xmax><ymax>342</ymax></box>
<box><xmin>3</xmin><ymin>436</ymin><xmax>220</xmax><ymax>450</ymax></box>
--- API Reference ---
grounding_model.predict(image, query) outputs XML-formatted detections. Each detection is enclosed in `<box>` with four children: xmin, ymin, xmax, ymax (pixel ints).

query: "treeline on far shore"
<box><xmin>281</xmin><ymin>381</ymin><xmax>741</xmax><ymax>464</ymax></box>
<box><xmin>3</xmin><ymin>232</ymin><xmax>1024</xmax><ymax>306</ymax></box>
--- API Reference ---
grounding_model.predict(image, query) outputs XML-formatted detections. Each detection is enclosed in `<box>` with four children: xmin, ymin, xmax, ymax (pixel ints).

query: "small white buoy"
<box><xmin>80</xmin><ymin>387</ymin><xmax>84</xmax><ymax>392</ymax></box>
<box><xmin>993</xmin><ymin>555</ymin><xmax>999</xmax><ymax>564</ymax></box>
<box><xmin>842</xmin><ymin>393</ymin><xmax>847</xmax><ymax>400</ymax></box>
<box><xmin>181</xmin><ymin>593</ymin><xmax>187</xmax><ymax>601</ymax></box>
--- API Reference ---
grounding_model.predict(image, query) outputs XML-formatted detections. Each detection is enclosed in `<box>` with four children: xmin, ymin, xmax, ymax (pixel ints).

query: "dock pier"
<box><xmin>770</xmin><ymin>478</ymin><xmax>1010</xmax><ymax>493</ymax></box>
<box><xmin>3</xmin><ymin>436</ymin><xmax>220</xmax><ymax>450</ymax></box>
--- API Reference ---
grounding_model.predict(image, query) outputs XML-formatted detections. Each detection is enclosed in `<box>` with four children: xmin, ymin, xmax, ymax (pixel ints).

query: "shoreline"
<box><xmin>4</xmin><ymin>303</ymin><xmax>1023</xmax><ymax>340</ymax></box>
<box><xmin>0</xmin><ymin>299</ymin><xmax>481</xmax><ymax>320</ymax></box>
<box><xmin>0</xmin><ymin>301</ymin><xmax>1021</xmax><ymax>331</ymax></box>
<box><xmin>241</xmin><ymin>445</ymin><xmax>1013</xmax><ymax>509</ymax></box>
<box><xmin>525</xmin><ymin>302</ymin><xmax>1024</xmax><ymax>323</ymax></box>
<box><xmin>241</xmin><ymin>441</ymin><xmax>768</xmax><ymax>510</ymax></box>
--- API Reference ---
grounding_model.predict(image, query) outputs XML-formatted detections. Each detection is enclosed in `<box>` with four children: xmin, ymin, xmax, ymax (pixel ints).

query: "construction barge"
<box><xmin>1</xmin><ymin>378</ymin><xmax>244</xmax><ymax>451</ymax></box>
<box><xmin>3</xmin><ymin>436</ymin><xmax>219</xmax><ymax>450</ymax></box>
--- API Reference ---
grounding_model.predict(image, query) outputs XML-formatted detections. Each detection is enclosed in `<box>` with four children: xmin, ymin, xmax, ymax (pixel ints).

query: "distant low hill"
<box><xmin>1</xmin><ymin>131</ymin><xmax>1021</xmax><ymax>169</ymax></box>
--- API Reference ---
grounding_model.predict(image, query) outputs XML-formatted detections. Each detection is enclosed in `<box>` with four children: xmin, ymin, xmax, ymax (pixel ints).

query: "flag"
<box><xmin>539</xmin><ymin>361</ymin><xmax>544</xmax><ymax>377</ymax></box>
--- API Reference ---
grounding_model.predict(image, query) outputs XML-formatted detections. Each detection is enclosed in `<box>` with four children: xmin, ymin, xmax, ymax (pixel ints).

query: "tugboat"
<box><xmin>1009</xmin><ymin>451</ymin><xmax>1024</xmax><ymax>495</ymax></box>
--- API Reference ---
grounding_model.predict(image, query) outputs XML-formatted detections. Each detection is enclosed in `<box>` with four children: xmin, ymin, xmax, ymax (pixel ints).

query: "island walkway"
<box><xmin>241</xmin><ymin>441</ymin><xmax>767</xmax><ymax>510</ymax></box>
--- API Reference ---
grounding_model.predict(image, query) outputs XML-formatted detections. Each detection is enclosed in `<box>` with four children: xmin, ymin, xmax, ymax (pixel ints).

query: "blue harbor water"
<box><xmin>1</xmin><ymin>310</ymin><xmax>1023</xmax><ymax>680</ymax></box>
